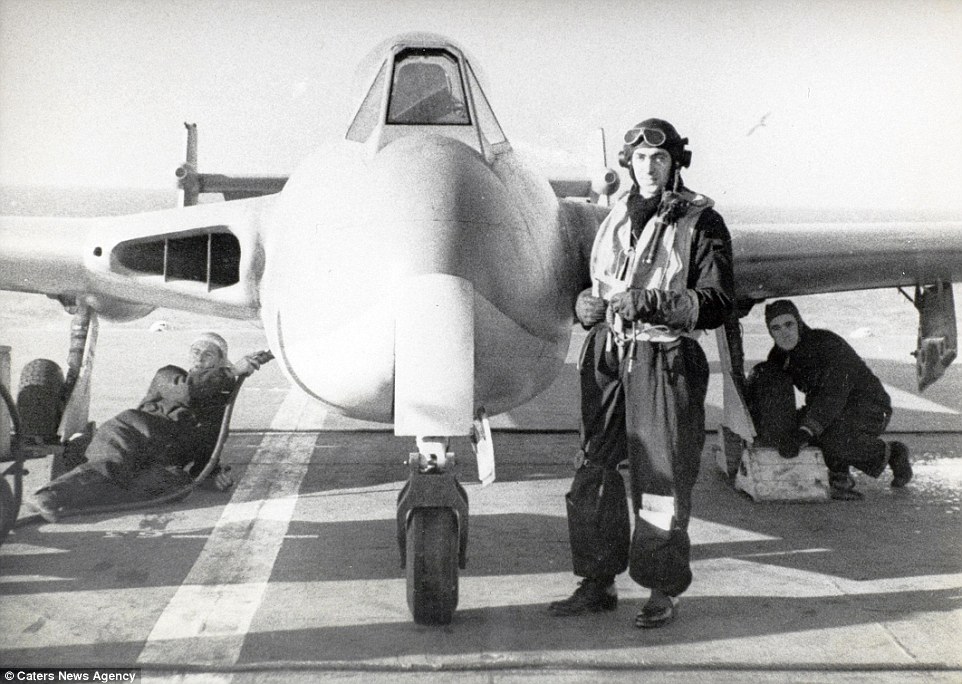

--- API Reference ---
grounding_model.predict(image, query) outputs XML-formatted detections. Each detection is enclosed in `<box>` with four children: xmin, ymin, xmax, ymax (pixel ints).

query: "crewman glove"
<box><xmin>608</xmin><ymin>289</ymin><xmax>658</xmax><ymax>323</ymax></box>
<box><xmin>575</xmin><ymin>288</ymin><xmax>607</xmax><ymax>328</ymax></box>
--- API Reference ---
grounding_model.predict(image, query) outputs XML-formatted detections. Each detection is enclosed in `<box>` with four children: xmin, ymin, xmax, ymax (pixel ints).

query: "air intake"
<box><xmin>113</xmin><ymin>227</ymin><xmax>241</xmax><ymax>290</ymax></box>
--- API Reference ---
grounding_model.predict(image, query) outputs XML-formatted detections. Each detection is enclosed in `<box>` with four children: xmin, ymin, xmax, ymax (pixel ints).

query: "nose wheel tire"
<box><xmin>406</xmin><ymin>507</ymin><xmax>459</xmax><ymax>625</ymax></box>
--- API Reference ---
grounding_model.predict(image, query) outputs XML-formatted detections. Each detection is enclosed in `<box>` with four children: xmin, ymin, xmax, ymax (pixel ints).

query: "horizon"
<box><xmin>4</xmin><ymin>183</ymin><xmax>962</xmax><ymax>225</ymax></box>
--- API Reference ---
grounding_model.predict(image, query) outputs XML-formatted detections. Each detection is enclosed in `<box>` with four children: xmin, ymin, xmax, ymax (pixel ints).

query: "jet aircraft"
<box><xmin>1</xmin><ymin>32</ymin><xmax>961</xmax><ymax>625</ymax></box>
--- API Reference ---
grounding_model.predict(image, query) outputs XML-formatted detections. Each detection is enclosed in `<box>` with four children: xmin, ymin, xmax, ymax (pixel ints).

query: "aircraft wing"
<box><xmin>548</xmin><ymin>170</ymin><xmax>621</xmax><ymax>204</ymax></box>
<box><xmin>0</xmin><ymin>196</ymin><xmax>275</xmax><ymax>321</ymax></box>
<box><xmin>174</xmin><ymin>124</ymin><xmax>287</xmax><ymax>204</ymax></box>
<box><xmin>186</xmin><ymin>173</ymin><xmax>287</xmax><ymax>202</ymax></box>
<box><xmin>548</xmin><ymin>179</ymin><xmax>593</xmax><ymax>198</ymax></box>
<box><xmin>732</xmin><ymin>221</ymin><xmax>962</xmax><ymax>299</ymax></box>
<box><xmin>732</xmin><ymin>219</ymin><xmax>962</xmax><ymax>389</ymax></box>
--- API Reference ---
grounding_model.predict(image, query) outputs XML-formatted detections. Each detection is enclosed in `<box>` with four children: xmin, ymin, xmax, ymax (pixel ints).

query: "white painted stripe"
<box><xmin>252</xmin><ymin>570</ymin><xmax>962</xmax><ymax>627</ymax></box>
<box><xmin>267</xmin><ymin>389</ymin><xmax>313</xmax><ymax>430</ymax></box>
<box><xmin>738</xmin><ymin>548</ymin><xmax>833</xmax><ymax>558</ymax></box>
<box><xmin>706</xmin><ymin>372</ymin><xmax>960</xmax><ymax>415</ymax></box>
<box><xmin>688</xmin><ymin>560</ymin><xmax>962</xmax><ymax>598</ymax></box>
<box><xmin>0</xmin><ymin>574</ymin><xmax>73</xmax><ymax>583</ymax></box>
<box><xmin>885</xmin><ymin>383</ymin><xmax>960</xmax><ymax>414</ymax></box>
<box><xmin>136</xmin><ymin>431</ymin><xmax>316</xmax><ymax>666</ymax></box>
<box><xmin>269</xmin><ymin>388</ymin><xmax>389</xmax><ymax>430</ymax></box>
<box><xmin>0</xmin><ymin>543</ymin><xmax>69</xmax><ymax>556</ymax></box>
<box><xmin>7</xmin><ymin>568</ymin><xmax>959</xmax><ymax>647</ymax></box>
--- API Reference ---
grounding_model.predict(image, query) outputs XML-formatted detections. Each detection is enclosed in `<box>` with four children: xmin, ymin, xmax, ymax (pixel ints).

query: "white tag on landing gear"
<box><xmin>471</xmin><ymin>407</ymin><xmax>495</xmax><ymax>486</ymax></box>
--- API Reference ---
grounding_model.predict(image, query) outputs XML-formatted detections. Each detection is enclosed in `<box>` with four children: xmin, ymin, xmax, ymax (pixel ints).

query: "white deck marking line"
<box><xmin>137</xmin><ymin>429</ymin><xmax>316</xmax><ymax>666</ymax></box>
<box><xmin>884</xmin><ymin>382</ymin><xmax>960</xmax><ymax>414</ymax></box>
<box><xmin>706</xmin><ymin>372</ymin><xmax>960</xmax><ymax>415</ymax></box>
<box><xmin>269</xmin><ymin>387</ymin><xmax>386</xmax><ymax>430</ymax></box>
<box><xmin>268</xmin><ymin>389</ymin><xmax>313</xmax><ymax>430</ymax></box>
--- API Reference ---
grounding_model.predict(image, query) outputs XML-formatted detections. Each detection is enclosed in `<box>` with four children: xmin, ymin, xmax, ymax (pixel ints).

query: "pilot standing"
<box><xmin>27</xmin><ymin>333</ymin><xmax>264</xmax><ymax>522</ymax></box>
<box><xmin>548</xmin><ymin>119</ymin><xmax>734</xmax><ymax>628</ymax></box>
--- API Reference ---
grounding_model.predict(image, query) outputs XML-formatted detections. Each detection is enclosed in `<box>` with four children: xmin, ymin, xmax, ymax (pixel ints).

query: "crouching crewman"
<box><xmin>747</xmin><ymin>300</ymin><xmax>912</xmax><ymax>500</ymax></box>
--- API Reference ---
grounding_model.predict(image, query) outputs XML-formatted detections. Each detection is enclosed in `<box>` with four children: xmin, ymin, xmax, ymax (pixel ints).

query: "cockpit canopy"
<box><xmin>346</xmin><ymin>33</ymin><xmax>507</xmax><ymax>157</ymax></box>
<box><xmin>387</xmin><ymin>52</ymin><xmax>469</xmax><ymax>125</ymax></box>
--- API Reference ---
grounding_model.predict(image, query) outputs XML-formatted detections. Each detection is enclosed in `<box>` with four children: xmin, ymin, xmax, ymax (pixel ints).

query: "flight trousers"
<box><xmin>808</xmin><ymin>398</ymin><xmax>890</xmax><ymax>477</ymax></box>
<box><xmin>565</xmin><ymin>324</ymin><xmax>709</xmax><ymax>597</ymax></box>
<box><xmin>36</xmin><ymin>409</ymin><xmax>193</xmax><ymax>509</ymax></box>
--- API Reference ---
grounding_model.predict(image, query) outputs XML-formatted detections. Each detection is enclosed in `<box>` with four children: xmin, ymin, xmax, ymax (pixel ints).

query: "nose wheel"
<box><xmin>397</xmin><ymin>437</ymin><xmax>469</xmax><ymax>625</ymax></box>
<box><xmin>405</xmin><ymin>506</ymin><xmax>459</xmax><ymax>624</ymax></box>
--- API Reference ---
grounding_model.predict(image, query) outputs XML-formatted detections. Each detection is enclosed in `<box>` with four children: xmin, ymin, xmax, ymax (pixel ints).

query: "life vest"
<box><xmin>590</xmin><ymin>189</ymin><xmax>713</xmax><ymax>343</ymax></box>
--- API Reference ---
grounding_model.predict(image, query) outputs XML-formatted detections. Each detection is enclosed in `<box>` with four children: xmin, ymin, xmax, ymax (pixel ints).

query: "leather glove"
<box><xmin>609</xmin><ymin>289</ymin><xmax>658</xmax><ymax>323</ymax></box>
<box><xmin>779</xmin><ymin>427</ymin><xmax>812</xmax><ymax>459</ymax></box>
<box><xmin>575</xmin><ymin>288</ymin><xmax>607</xmax><ymax>328</ymax></box>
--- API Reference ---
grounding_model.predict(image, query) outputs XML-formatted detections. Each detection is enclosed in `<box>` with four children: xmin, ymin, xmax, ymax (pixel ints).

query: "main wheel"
<box><xmin>406</xmin><ymin>507</ymin><xmax>459</xmax><ymax>625</ymax></box>
<box><xmin>17</xmin><ymin>359</ymin><xmax>64</xmax><ymax>440</ymax></box>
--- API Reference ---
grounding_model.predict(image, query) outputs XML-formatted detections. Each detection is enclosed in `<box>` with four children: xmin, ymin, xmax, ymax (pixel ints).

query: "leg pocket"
<box><xmin>565</xmin><ymin>465</ymin><xmax>630</xmax><ymax>578</ymax></box>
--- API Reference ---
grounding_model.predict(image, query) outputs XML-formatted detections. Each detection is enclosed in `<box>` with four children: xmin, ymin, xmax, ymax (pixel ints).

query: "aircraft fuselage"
<box><xmin>262</xmin><ymin>133</ymin><xmax>585</xmax><ymax>422</ymax></box>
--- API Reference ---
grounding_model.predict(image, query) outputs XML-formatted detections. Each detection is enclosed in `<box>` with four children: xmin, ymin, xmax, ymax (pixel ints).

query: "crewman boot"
<box><xmin>27</xmin><ymin>468</ymin><xmax>134</xmax><ymax>521</ymax></box>
<box><xmin>25</xmin><ymin>488</ymin><xmax>64</xmax><ymax>523</ymax></box>
<box><xmin>547</xmin><ymin>578</ymin><xmax>617</xmax><ymax>616</ymax></box>
<box><xmin>888</xmin><ymin>441</ymin><xmax>913</xmax><ymax>488</ymax></box>
<box><xmin>829</xmin><ymin>471</ymin><xmax>864</xmax><ymax>501</ymax></box>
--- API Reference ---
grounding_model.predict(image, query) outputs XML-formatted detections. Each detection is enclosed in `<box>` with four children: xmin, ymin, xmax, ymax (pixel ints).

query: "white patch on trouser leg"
<box><xmin>639</xmin><ymin>493</ymin><xmax>675</xmax><ymax>531</ymax></box>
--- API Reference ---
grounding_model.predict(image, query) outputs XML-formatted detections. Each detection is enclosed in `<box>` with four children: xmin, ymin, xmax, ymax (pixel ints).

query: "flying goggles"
<box><xmin>623</xmin><ymin>127</ymin><xmax>668</xmax><ymax>147</ymax></box>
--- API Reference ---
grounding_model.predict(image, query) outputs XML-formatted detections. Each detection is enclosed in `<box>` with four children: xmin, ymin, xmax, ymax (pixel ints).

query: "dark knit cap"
<box><xmin>764</xmin><ymin>299</ymin><xmax>802</xmax><ymax>327</ymax></box>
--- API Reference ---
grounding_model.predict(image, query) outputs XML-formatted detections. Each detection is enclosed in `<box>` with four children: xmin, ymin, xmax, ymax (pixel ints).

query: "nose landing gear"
<box><xmin>396</xmin><ymin>437</ymin><xmax>469</xmax><ymax>625</ymax></box>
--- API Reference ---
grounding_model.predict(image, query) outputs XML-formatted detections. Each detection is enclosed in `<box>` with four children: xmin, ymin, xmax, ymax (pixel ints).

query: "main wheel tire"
<box><xmin>0</xmin><ymin>478</ymin><xmax>16</xmax><ymax>546</ymax></box>
<box><xmin>17</xmin><ymin>359</ymin><xmax>64</xmax><ymax>440</ymax></box>
<box><xmin>406</xmin><ymin>507</ymin><xmax>459</xmax><ymax>625</ymax></box>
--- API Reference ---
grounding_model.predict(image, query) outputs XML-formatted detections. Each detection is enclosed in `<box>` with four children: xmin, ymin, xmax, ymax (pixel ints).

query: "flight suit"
<box><xmin>567</xmin><ymin>188</ymin><xmax>734</xmax><ymax>597</ymax></box>
<box><xmin>35</xmin><ymin>365</ymin><xmax>236</xmax><ymax>509</ymax></box>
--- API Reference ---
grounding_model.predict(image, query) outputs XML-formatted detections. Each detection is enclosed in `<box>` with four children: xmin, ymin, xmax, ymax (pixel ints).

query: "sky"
<box><xmin>1</xmin><ymin>0</ymin><xmax>961</xmax><ymax>212</ymax></box>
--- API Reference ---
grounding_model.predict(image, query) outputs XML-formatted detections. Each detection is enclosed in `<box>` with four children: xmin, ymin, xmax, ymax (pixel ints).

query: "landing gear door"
<box><xmin>915</xmin><ymin>281</ymin><xmax>957</xmax><ymax>391</ymax></box>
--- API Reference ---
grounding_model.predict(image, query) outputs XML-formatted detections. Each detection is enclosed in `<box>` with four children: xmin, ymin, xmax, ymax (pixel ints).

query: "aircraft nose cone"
<box><xmin>361</xmin><ymin>135</ymin><xmax>519</xmax><ymax>278</ymax></box>
<box><xmin>262</xmin><ymin>134</ymin><xmax>525</xmax><ymax>420</ymax></box>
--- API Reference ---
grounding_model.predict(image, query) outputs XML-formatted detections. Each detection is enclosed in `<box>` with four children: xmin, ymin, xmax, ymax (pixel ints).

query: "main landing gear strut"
<box><xmin>396</xmin><ymin>436</ymin><xmax>469</xmax><ymax>625</ymax></box>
